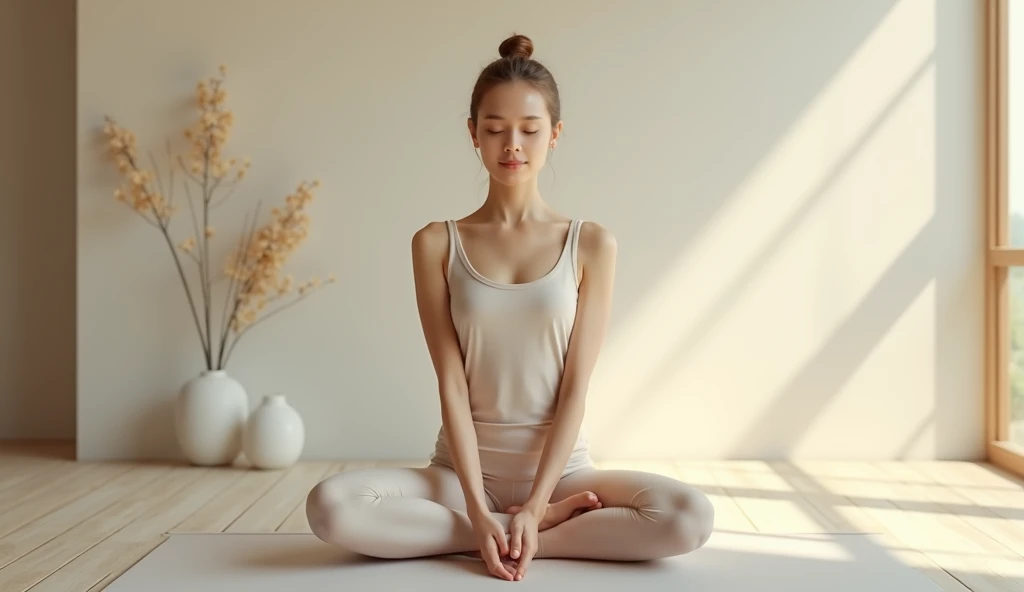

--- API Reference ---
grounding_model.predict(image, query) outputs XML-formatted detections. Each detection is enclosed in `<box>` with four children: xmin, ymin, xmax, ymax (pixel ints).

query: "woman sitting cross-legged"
<box><xmin>305</xmin><ymin>33</ymin><xmax>715</xmax><ymax>582</ymax></box>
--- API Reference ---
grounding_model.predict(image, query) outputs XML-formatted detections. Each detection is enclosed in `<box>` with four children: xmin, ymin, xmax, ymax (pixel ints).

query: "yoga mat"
<box><xmin>104</xmin><ymin>531</ymin><xmax>943</xmax><ymax>591</ymax></box>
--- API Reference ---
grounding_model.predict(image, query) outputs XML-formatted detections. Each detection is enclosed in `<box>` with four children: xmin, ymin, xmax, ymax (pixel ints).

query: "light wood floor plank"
<box><xmin>0</xmin><ymin>465</ymin><xmax>168</xmax><ymax>569</ymax></box>
<box><xmin>0</xmin><ymin>463</ymin><xmax>94</xmax><ymax>513</ymax></box>
<box><xmin>769</xmin><ymin>462</ymin><xmax>979</xmax><ymax>592</ymax></box>
<box><xmin>0</xmin><ymin>466</ymin><xmax>209</xmax><ymax>591</ymax></box>
<box><xmin>168</xmin><ymin>465</ymin><xmax>290</xmax><ymax>533</ymax></box>
<box><xmin>922</xmin><ymin>462</ymin><xmax>1024</xmax><ymax>490</ymax></box>
<box><xmin>768</xmin><ymin>461</ymin><xmax>887</xmax><ymax>534</ymax></box>
<box><xmin>879</xmin><ymin>462</ymin><xmax>1024</xmax><ymax>555</ymax></box>
<box><xmin>868</xmin><ymin>531</ymin><xmax>974</xmax><ymax>592</ymax></box>
<box><xmin>878</xmin><ymin>471</ymin><xmax>1024</xmax><ymax>590</ymax></box>
<box><xmin>0</xmin><ymin>462</ymin><xmax>133</xmax><ymax>521</ymax></box>
<box><xmin>833</xmin><ymin>463</ymin><xmax>1020</xmax><ymax>592</ymax></box>
<box><xmin>225</xmin><ymin>461</ymin><xmax>336</xmax><ymax>533</ymax></box>
<box><xmin>789</xmin><ymin>458</ymin><xmax>967</xmax><ymax>543</ymax></box>
<box><xmin>919</xmin><ymin>462</ymin><xmax>1024</xmax><ymax>525</ymax></box>
<box><xmin>29</xmin><ymin>466</ymin><xmax>248</xmax><ymax>592</ymax></box>
<box><xmin>0</xmin><ymin>461</ymin><xmax>66</xmax><ymax>494</ymax></box>
<box><xmin>709</xmin><ymin>461</ymin><xmax>838</xmax><ymax>533</ymax></box>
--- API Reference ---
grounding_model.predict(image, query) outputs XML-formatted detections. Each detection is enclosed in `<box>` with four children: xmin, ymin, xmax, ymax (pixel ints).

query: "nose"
<box><xmin>504</xmin><ymin>134</ymin><xmax>522</xmax><ymax>153</ymax></box>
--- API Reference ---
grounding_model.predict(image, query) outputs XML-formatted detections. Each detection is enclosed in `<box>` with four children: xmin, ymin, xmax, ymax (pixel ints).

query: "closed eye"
<box><xmin>485</xmin><ymin>129</ymin><xmax>539</xmax><ymax>135</ymax></box>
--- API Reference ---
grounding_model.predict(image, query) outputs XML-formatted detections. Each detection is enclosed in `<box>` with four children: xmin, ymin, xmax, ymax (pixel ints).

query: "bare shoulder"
<box><xmin>578</xmin><ymin>220</ymin><xmax>617</xmax><ymax>267</ymax></box>
<box><xmin>411</xmin><ymin>221</ymin><xmax>449</xmax><ymax>258</ymax></box>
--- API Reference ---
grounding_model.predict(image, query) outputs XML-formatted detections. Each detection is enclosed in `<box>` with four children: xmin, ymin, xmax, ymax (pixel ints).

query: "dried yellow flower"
<box><xmin>102</xmin><ymin>66</ymin><xmax>335</xmax><ymax>371</ymax></box>
<box><xmin>102</xmin><ymin>117</ymin><xmax>178</xmax><ymax>225</ymax></box>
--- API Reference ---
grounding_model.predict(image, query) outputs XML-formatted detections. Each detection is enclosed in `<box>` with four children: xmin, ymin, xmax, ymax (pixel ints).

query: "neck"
<box><xmin>480</xmin><ymin>177</ymin><xmax>547</xmax><ymax>224</ymax></box>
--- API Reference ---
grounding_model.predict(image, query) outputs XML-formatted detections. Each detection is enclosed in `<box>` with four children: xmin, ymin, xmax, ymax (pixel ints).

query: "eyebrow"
<box><xmin>482</xmin><ymin>114</ymin><xmax>543</xmax><ymax>121</ymax></box>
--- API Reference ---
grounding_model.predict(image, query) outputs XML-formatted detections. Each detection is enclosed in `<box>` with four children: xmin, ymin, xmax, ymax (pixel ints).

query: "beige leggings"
<box><xmin>305</xmin><ymin>463</ymin><xmax>715</xmax><ymax>561</ymax></box>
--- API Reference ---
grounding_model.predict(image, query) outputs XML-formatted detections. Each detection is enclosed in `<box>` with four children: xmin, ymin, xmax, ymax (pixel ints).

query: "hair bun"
<box><xmin>498</xmin><ymin>34</ymin><xmax>534</xmax><ymax>59</ymax></box>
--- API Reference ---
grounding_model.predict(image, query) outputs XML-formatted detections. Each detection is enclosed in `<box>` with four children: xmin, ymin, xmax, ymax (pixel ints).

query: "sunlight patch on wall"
<box><xmin>584</xmin><ymin>0</ymin><xmax>937</xmax><ymax>458</ymax></box>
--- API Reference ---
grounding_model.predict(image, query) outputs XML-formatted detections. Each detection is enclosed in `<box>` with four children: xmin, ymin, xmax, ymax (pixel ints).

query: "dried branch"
<box><xmin>220</xmin><ymin>280</ymin><xmax>333</xmax><ymax>368</ymax></box>
<box><xmin>100</xmin><ymin>65</ymin><xmax>333</xmax><ymax>372</ymax></box>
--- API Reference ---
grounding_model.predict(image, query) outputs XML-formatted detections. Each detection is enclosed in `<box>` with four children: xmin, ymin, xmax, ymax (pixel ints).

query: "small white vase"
<box><xmin>243</xmin><ymin>394</ymin><xmax>305</xmax><ymax>469</ymax></box>
<box><xmin>174</xmin><ymin>370</ymin><xmax>249</xmax><ymax>466</ymax></box>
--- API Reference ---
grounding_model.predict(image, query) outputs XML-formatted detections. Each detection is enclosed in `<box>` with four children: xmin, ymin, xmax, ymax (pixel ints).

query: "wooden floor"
<box><xmin>1</xmin><ymin>443</ymin><xmax>1023</xmax><ymax>591</ymax></box>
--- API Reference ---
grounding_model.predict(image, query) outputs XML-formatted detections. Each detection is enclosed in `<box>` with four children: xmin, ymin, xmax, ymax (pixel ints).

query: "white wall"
<box><xmin>77</xmin><ymin>0</ymin><xmax>985</xmax><ymax>461</ymax></box>
<box><xmin>1</xmin><ymin>0</ymin><xmax>76</xmax><ymax>440</ymax></box>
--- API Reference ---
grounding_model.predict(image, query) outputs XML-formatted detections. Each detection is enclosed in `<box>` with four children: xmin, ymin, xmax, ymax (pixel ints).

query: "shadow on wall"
<box><xmin>583</xmin><ymin>0</ymin><xmax>979</xmax><ymax>460</ymax></box>
<box><xmin>607</xmin><ymin>54</ymin><xmax>934</xmax><ymax>458</ymax></box>
<box><xmin>0</xmin><ymin>0</ymin><xmax>77</xmax><ymax>440</ymax></box>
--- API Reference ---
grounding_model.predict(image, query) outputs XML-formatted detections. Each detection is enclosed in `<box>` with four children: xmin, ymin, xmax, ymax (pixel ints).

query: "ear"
<box><xmin>550</xmin><ymin>120</ymin><xmax>563</xmax><ymax>146</ymax></box>
<box><xmin>467</xmin><ymin>118</ymin><xmax>479</xmax><ymax>147</ymax></box>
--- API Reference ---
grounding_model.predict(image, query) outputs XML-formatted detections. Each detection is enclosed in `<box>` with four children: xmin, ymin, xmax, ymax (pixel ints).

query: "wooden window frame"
<box><xmin>986</xmin><ymin>0</ymin><xmax>1024</xmax><ymax>477</ymax></box>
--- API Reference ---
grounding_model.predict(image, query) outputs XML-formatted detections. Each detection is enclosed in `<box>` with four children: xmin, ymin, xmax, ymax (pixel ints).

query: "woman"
<box><xmin>305</xmin><ymin>33</ymin><xmax>715</xmax><ymax>582</ymax></box>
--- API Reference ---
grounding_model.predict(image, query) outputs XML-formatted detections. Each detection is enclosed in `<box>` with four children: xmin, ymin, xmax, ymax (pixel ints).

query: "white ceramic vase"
<box><xmin>243</xmin><ymin>394</ymin><xmax>305</xmax><ymax>469</ymax></box>
<box><xmin>174</xmin><ymin>370</ymin><xmax>249</xmax><ymax>466</ymax></box>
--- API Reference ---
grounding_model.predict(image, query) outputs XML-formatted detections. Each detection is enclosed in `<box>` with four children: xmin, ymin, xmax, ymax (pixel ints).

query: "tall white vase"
<box><xmin>243</xmin><ymin>394</ymin><xmax>305</xmax><ymax>469</ymax></box>
<box><xmin>175</xmin><ymin>370</ymin><xmax>249</xmax><ymax>466</ymax></box>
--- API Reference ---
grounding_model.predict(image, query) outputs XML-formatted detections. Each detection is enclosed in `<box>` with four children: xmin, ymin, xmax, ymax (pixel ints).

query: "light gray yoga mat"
<box><xmin>105</xmin><ymin>531</ymin><xmax>943</xmax><ymax>591</ymax></box>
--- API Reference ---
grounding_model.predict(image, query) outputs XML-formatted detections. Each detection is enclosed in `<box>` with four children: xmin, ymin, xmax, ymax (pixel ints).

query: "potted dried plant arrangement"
<box><xmin>101</xmin><ymin>65</ymin><xmax>334</xmax><ymax>466</ymax></box>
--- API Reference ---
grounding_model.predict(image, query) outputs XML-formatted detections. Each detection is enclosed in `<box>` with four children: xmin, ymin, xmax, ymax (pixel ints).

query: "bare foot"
<box><xmin>506</xmin><ymin>491</ymin><xmax>603</xmax><ymax>530</ymax></box>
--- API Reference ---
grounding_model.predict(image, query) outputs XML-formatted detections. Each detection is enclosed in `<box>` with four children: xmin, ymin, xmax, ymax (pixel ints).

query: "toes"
<box><xmin>584</xmin><ymin>493</ymin><xmax>601</xmax><ymax>508</ymax></box>
<box><xmin>570</xmin><ymin>502</ymin><xmax>601</xmax><ymax>518</ymax></box>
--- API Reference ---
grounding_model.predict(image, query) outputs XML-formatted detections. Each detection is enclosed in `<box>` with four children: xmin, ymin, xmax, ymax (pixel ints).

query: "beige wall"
<box><xmin>0</xmin><ymin>0</ymin><xmax>77</xmax><ymax>440</ymax></box>
<box><xmin>76</xmin><ymin>0</ymin><xmax>985</xmax><ymax>461</ymax></box>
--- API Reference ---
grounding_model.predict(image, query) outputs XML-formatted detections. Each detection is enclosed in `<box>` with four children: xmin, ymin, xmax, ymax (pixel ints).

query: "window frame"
<box><xmin>986</xmin><ymin>0</ymin><xmax>1024</xmax><ymax>477</ymax></box>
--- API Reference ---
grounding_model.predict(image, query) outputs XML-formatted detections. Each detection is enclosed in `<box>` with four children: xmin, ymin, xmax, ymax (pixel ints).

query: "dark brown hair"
<box><xmin>469</xmin><ymin>34</ymin><xmax>561</xmax><ymax>126</ymax></box>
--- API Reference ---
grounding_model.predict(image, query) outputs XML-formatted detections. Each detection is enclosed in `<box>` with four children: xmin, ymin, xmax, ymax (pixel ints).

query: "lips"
<box><xmin>500</xmin><ymin>160</ymin><xmax>525</xmax><ymax>168</ymax></box>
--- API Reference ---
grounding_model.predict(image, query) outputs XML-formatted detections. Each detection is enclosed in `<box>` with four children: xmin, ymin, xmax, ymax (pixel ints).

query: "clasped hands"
<box><xmin>469</xmin><ymin>491</ymin><xmax>602</xmax><ymax>582</ymax></box>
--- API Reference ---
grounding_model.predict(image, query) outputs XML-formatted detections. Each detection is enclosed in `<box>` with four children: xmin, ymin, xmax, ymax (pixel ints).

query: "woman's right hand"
<box><xmin>469</xmin><ymin>509</ymin><xmax>516</xmax><ymax>581</ymax></box>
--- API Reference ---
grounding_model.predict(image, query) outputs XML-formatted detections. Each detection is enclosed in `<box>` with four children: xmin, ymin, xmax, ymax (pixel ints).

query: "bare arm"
<box><xmin>411</xmin><ymin>222</ymin><xmax>491</xmax><ymax>518</ymax></box>
<box><xmin>523</xmin><ymin>221</ymin><xmax>617</xmax><ymax>514</ymax></box>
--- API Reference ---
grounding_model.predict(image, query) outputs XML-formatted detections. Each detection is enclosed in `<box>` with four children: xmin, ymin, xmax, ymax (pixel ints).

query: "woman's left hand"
<box><xmin>507</xmin><ymin>506</ymin><xmax>540</xmax><ymax>581</ymax></box>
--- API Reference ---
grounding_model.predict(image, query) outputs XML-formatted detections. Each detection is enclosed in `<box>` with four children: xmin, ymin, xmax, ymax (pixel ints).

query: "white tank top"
<box><xmin>429</xmin><ymin>218</ymin><xmax>593</xmax><ymax>482</ymax></box>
